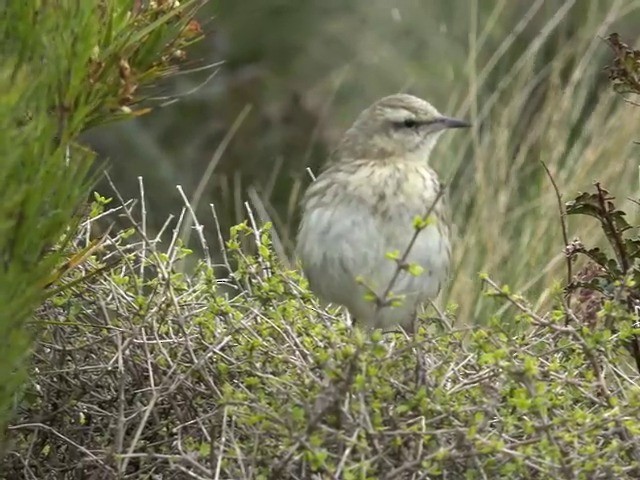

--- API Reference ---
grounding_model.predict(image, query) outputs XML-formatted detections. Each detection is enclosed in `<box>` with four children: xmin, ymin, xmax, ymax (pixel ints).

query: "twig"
<box><xmin>375</xmin><ymin>184</ymin><xmax>446</xmax><ymax>315</ymax></box>
<box><xmin>138</xmin><ymin>176</ymin><xmax>147</xmax><ymax>279</ymax></box>
<box><xmin>177</xmin><ymin>184</ymin><xmax>211</xmax><ymax>269</ymax></box>
<box><xmin>541</xmin><ymin>161</ymin><xmax>572</xmax><ymax>292</ymax></box>
<box><xmin>8</xmin><ymin>423</ymin><xmax>112</xmax><ymax>472</ymax></box>
<box><xmin>595</xmin><ymin>182</ymin><xmax>629</xmax><ymax>273</ymax></box>
<box><xmin>482</xmin><ymin>275</ymin><xmax>640</xmax><ymax>466</ymax></box>
<box><xmin>541</xmin><ymin>161</ymin><xmax>573</xmax><ymax>325</ymax></box>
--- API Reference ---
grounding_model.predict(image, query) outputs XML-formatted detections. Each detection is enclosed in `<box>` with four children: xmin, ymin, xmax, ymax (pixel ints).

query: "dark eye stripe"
<box><xmin>392</xmin><ymin>118</ymin><xmax>437</xmax><ymax>129</ymax></box>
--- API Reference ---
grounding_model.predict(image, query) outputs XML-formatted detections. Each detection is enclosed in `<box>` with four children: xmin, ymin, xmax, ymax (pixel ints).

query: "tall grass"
<box><xmin>279</xmin><ymin>0</ymin><xmax>640</xmax><ymax>324</ymax></box>
<box><xmin>436</xmin><ymin>0</ymin><xmax>640</xmax><ymax>323</ymax></box>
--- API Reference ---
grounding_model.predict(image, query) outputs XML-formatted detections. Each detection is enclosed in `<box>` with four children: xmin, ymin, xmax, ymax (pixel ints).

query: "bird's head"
<box><xmin>336</xmin><ymin>93</ymin><xmax>470</xmax><ymax>162</ymax></box>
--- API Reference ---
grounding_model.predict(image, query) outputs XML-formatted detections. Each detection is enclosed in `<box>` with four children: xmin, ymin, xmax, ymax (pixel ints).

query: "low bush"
<box><xmin>3</xmin><ymin>186</ymin><xmax>640</xmax><ymax>479</ymax></box>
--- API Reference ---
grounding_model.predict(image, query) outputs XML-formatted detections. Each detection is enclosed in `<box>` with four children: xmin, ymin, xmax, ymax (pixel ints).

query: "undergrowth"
<box><xmin>3</xmin><ymin>182</ymin><xmax>640</xmax><ymax>479</ymax></box>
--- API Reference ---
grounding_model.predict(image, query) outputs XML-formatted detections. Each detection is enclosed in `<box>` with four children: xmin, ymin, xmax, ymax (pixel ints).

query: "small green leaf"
<box><xmin>407</xmin><ymin>263</ymin><xmax>425</xmax><ymax>276</ymax></box>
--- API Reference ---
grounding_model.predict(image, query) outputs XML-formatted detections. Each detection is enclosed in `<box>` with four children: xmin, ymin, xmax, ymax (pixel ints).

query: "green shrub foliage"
<box><xmin>3</xmin><ymin>192</ymin><xmax>640</xmax><ymax>478</ymax></box>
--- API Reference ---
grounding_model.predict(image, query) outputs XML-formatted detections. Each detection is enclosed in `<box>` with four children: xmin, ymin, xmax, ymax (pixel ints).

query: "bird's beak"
<box><xmin>437</xmin><ymin>116</ymin><xmax>471</xmax><ymax>129</ymax></box>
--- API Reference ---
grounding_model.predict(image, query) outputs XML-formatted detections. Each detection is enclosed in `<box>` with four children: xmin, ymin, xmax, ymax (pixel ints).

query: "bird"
<box><xmin>296</xmin><ymin>93</ymin><xmax>470</xmax><ymax>331</ymax></box>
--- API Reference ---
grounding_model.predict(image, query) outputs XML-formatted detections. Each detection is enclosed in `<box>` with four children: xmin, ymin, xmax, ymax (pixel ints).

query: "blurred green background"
<box><xmin>85</xmin><ymin>0</ymin><xmax>640</xmax><ymax>323</ymax></box>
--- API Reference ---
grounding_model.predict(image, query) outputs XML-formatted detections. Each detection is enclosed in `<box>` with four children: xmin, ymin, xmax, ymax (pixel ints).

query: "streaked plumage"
<box><xmin>296</xmin><ymin>94</ymin><xmax>469</xmax><ymax>330</ymax></box>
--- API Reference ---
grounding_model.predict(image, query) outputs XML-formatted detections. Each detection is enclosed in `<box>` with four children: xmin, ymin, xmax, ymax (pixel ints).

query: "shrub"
<box><xmin>3</xmin><ymin>189</ymin><xmax>640</xmax><ymax>478</ymax></box>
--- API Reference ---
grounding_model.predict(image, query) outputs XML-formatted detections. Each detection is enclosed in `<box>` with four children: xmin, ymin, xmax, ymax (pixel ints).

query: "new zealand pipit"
<box><xmin>297</xmin><ymin>94</ymin><xmax>469</xmax><ymax>330</ymax></box>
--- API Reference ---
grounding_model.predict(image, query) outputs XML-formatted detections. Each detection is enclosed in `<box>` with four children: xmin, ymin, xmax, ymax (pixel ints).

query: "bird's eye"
<box><xmin>403</xmin><ymin>118</ymin><xmax>419</xmax><ymax>128</ymax></box>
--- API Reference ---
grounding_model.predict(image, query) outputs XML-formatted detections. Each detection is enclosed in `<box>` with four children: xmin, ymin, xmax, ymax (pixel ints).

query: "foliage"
<box><xmin>559</xmin><ymin>33</ymin><xmax>640</xmax><ymax>370</ymax></box>
<box><xmin>558</xmin><ymin>33</ymin><xmax>640</xmax><ymax>376</ymax></box>
<box><xmin>606</xmin><ymin>32</ymin><xmax>640</xmax><ymax>95</ymax></box>
<box><xmin>3</xmin><ymin>193</ymin><xmax>640</xmax><ymax>478</ymax></box>
<box><xmin>5</xmin><ymin>4</ymin><xmax>640</xmax><ymax>478</ymax></box>
<box><xmin>0</xmin><ymin>0</ymin><xmax>206</xmax><ymax>446</ymax></box>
